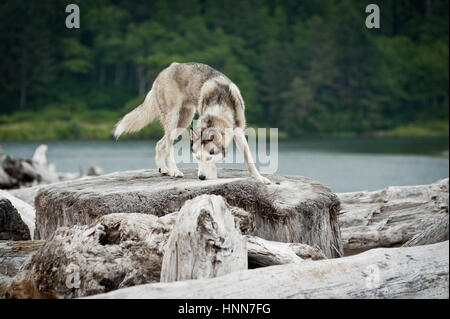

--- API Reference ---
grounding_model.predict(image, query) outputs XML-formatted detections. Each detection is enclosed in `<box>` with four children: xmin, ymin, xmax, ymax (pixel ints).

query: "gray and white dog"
<box><xmin>114</xmin><ymin>62</ymin><xmax>270</xmax><ymax>184</ymax></box>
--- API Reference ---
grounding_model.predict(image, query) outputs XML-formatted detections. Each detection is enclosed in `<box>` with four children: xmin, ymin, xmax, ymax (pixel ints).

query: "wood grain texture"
<box><xmin>1</xmin><ymin>194</ymin><xmax>333</xmax><ymax>298</ymax></box>
<box><xmin>160</xmin><ymin>195</ymin><xmax>247</xmax><ymax>282</ymax></box>
<box><xmin>338</xmin><ymin>178</ymin><xmax>448</xmax><ymax>254</ymax></box>
<box><xmin>89</xmin><ymin>241</ymin><xmax>449</xmax><ymax>299</ymax></box>
<box><xmin>1</xmin><ymin>212</ymin><xmax>177</xmax><ymax>299</ymax></box>
<box><xmin>246</xmin><ymin>235</ymin><xmax>326</xmax><ymax>268</ymax></box>
<box><xmin>403</xmin><ymin>214</ymin><xmax>449</xmax><ymax>247</ymax></box>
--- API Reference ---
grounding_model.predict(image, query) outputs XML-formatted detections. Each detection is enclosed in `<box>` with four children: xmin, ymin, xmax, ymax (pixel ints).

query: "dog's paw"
<box><xmin>256</xmin><ymin>175</ymin><xmax>271</xmax><ymax>185</ymax></box>
<box><xmin>169</xmin><ymin>169</ymin><xmax>184</xmax><ymax>178</ymax></box>
<box><xmin>158</xmin><ymin>167</ymin><xmax>169</xmax><ymax>176</ymax></box>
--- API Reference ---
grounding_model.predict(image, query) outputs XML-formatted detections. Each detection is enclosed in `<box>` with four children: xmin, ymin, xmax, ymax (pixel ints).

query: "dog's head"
<box><xmin>190</xmin><ymin>127</ymin><xmax>227</xmax><ymax>180</ymax></box>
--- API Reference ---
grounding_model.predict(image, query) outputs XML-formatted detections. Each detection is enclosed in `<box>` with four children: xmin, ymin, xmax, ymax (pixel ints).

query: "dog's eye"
<box><xmin>209</xmin><ymin>150</ymin><xmax>215</xmax><ymax>155</ymax></box>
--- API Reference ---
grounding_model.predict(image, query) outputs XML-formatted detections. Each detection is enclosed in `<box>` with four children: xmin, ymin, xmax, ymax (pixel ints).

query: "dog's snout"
<box><xmin>199</xmin><ymin>175</ymin><xmax>206</xmax><ymax>180</ymax></box>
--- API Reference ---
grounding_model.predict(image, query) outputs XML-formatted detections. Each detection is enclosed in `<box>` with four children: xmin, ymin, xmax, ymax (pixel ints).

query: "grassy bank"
<box><xmin>0</xmin><ymin>108</ymin><xmax>448</xmax><ymax>141</ymax></box>
<box><xmin>0</xmin><ymin>106</ymin><xmax>164</xmax><ymax>141</ymax></box>
<box><xmin>382</xmin><ymin>121</ymin><xmax>449</xmax><ymax>137</ymax></box>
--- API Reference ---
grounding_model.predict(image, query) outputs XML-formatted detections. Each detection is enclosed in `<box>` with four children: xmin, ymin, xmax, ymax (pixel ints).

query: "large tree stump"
<box><xmin>34</xmin><ymin>168</ymin><xmax>343</xmax><ymax>258</ymax></box>
<box><xmin>89</xmin><ymin>241</ymin><xmax>449</xmax><ymax>299</ymax></box>
<box><xmin>160</xmin><ymin>195</ymin><xmax>247</xmax><ymax>282</ymax></box>
<box><xmin>338</xmin><ymin>178</ymin><xmax>449</xmax><ymax>255</ymax></box>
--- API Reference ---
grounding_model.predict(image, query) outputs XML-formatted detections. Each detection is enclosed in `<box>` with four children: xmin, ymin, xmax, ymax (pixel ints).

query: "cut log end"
<box><xmin>33</xmin><ymin>168</ymin><xmax>343</xmax><ymax>258</ymax></box>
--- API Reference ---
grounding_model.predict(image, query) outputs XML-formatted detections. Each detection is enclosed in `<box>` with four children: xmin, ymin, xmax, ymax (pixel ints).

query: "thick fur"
<box><xmin>114</xmin><ymin>62</ymin><xmax>270</xmax><ymax>184</ymax></box>
<box><xmin>114</xmin><ymin>90</ymin><xmax>159</xmax><ymax>138</ymax></box>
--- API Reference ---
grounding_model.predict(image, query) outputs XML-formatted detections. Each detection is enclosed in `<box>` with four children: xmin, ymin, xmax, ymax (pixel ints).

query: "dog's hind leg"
<box><xmin>156</xmin><ymin>136</ymin><xmax>170</xmax><ymax>175</ymax></box>
<box><xmin>162</xmin><ymin>102</ymin><xmax>195</xmax><ymax>178</ymax></box>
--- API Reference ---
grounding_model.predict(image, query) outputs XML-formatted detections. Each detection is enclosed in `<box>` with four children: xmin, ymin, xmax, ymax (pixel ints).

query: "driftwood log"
<box><xmin>8</xmin><ymin>185</ymin><xmax>43</xmax><ymax>208</ymax></box>
<box><xmin>1</xmin><ymin>194</ymin><xmax>326</xmax><ymax>299</ymax></box>
<box><xmin>0</xmin><ymin>145</ymin><xmax>60</xmax><ymax>190</ymax></box>
<box><xmin>1</xmin><ymin>212</ymin><xmax>177</xmax><ymax>299</ymax></box>
<box><xmin>338</xmin><ymin>178</ymin><xmax>449</xmax><ymax>255</ymax></box>
<box><xmin>0</xmin><ymin>190</ymin><xmax>35</xmax><ymax>239</ymax></box>
<box><xmin>0</xmin><ymin>240</ymin><xmax>45</xmax><ymax>298</ymax></box>
<box><xmin>34</xmin><ymin>168</ymin><xmax>343</xmax><ymax>258</ymax></box>
<box><xmin>89</xmin><ymin>241</ymin><xmax>449</xmax><ymax>299</ymax></box>
<box><xmin>246</xmin><ymin>235</ymin><xmax>326</xmax><ymax>268</ymax></box>
<box><xmin>0</xmin><ymin>241</ymin><xmax>44</xmax><ymax>279</ymax></box>
<box><xmin>0</xmin><ymin>199</ymin><xmax>31</xmax><ymax>241</ymax></box>
<box><xmin>403</xmin><ymin>214</ymin><xmax>449</xmax><ymax>247</ymax></box>
<box><xmin>160</xmin><ymin>195</ymin><xmax>247</xmax><ymax>282</ymax></box>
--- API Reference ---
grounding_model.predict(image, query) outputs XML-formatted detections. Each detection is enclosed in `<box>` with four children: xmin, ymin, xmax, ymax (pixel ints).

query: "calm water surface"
<box><xmin>1</xmin><ymin>137</ymin><xmax>448</xmax><ymax>193</ymax></box>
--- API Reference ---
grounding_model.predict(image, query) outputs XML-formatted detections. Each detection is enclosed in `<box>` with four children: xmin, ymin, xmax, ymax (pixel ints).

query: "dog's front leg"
<box><xmin>234</xmin><ymin>128</ymin><xmax>271</xmax><ymax>185</ymax></box>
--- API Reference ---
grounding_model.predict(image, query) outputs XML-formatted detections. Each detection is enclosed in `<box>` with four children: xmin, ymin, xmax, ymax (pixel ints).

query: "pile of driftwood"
<box><xmin>0</xmin><ymin>144</ymin><xmax>80</xmax><ymax>190</ymax></box>
<box><xmin>0</xmin><ymin>144</ymin><xmax>101</xmax><ymax>190</ymax></box>
<box><xmin>0</xmin><ymin>167</ymin><xmax>448</xmax><ymax>299</ymax></box>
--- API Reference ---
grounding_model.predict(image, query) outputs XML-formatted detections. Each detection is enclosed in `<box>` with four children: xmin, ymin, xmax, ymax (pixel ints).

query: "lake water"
<box><xmin>1</xmin><ymin>137</ymin><xmax>448</xmax><ymax>193</ymax></box>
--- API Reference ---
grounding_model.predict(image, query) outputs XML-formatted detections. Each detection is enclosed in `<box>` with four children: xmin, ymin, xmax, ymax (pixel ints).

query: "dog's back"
<box><xmin>155</xmin><ymin>62</ymin><xmax>231</xmax><ymax>108</ymax></box>
<box><xmin>114</xmin><ymin>62</ymin><xmax>245</xmax><ymax>138</ymax></box>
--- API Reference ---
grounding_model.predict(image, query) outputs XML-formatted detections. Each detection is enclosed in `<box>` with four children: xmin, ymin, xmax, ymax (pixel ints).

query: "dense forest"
<box><xmin>0</xmin><ymin>0</ymin><xmax>448</xmax><ymax>140</ymax></box>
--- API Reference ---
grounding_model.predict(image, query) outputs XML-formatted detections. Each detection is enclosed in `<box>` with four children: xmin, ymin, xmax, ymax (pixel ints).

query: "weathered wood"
<box><xmin>0</xmin><ymin>144</ymin><xmax>77</xmax><ymax>190</ymax></box>
<box><xmin>7</xmin><ymin>185</ymin><xmax>42</xmax><ymax>207</ymax></box>
<box><xmin>89</xmin><ymin>241</ymin><xmax>449</xmax><ymax>299</ymax></box>
<box><xmin>161</xmin><ymin>195</ymin><xmax>247</xmax><ymax>282</ymax></box>
<box><xmin>34</xmin><ymin>168</ymin><xmax>343</xmax><ymax>258</ymax></box>
<box><xmin>1</xmin><ymin>212</ymin><xmax>177</xmax><ymax>299</ymax></box>
<box><xmin>0</xmin><ymin>241</ymin><xmax>44</xmax><ymax>278</ymax></box>
<box><xmin>0</xmin><ymin>190</ymin><xmax>35</xmax><ymax>239</ymax></box>
<box><xmin>403</xmin><ymin>214</ymin><xmax>449</xmax><ymax>247</ymax></box>
<box><xmin>246</xmin><ymin>235</ymin><xmax>326</xmax><ymax>268</ymax></box>
<box><xmin>338</xmin><ymin>178</ymin><xmax>449</xmax><ymax>255</ymax></box>
<box><xmin>0</xmin><ymin>154</ymin><xmax>38</xmax><ymax>189</ymax></box>
<box><xmin>1</xmin><ymin>194</ymin><xmax>332</xmax><ymax>299</ymax></box>
<box><xmin>0</xmin><ymin>199</ymin><xmax>31</xmax><ymax>241</ymax></box>
<box><xmin>87</xmin><ymin>164</ymin><xmax>104</xmax><ymax>176</ymax></box>
<box><xmin>0</xmin><ymin>240</ymin><xmax>45</xmax><ymax>297</ymax></box>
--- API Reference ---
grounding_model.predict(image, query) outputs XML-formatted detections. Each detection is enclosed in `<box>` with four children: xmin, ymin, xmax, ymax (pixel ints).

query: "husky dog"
<box><xmin>114</xmin><ymin>62</ymin><xmax>270</xmax><ymax>184</ymax></box>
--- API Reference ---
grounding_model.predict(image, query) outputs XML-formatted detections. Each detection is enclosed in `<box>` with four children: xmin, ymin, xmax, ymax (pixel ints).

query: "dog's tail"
<box><xmin>113</xmin><ymin>89</ymin><xmax>159</xmax><ymax>139</ymax></box>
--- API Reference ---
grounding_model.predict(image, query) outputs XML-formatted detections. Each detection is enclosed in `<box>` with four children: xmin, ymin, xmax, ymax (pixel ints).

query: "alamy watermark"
<box><xmin>366</xmin><ymin>4</ymin><xmax>380</xmax><ymax>29</ymax></box>
<box><xmin>65</xmin><ymin>4</ymin><xmax>80</xmax><ymax>29</ymax></box>
<box><xmin>66</xmin><ymin>3</ymin><xmax>380</xmax><ymax>30</ymax></box>
<box><xmin>173</xmin><ymin>125</ymin><xmax>279</xmax><ymax>175</ymax></box>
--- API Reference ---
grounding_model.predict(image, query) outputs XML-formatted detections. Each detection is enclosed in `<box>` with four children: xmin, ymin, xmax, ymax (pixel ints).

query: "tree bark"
<box><xmin>19</xmin><ymin>48</ymin><xmax>28</xmax><ymax>108</ymax></box>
